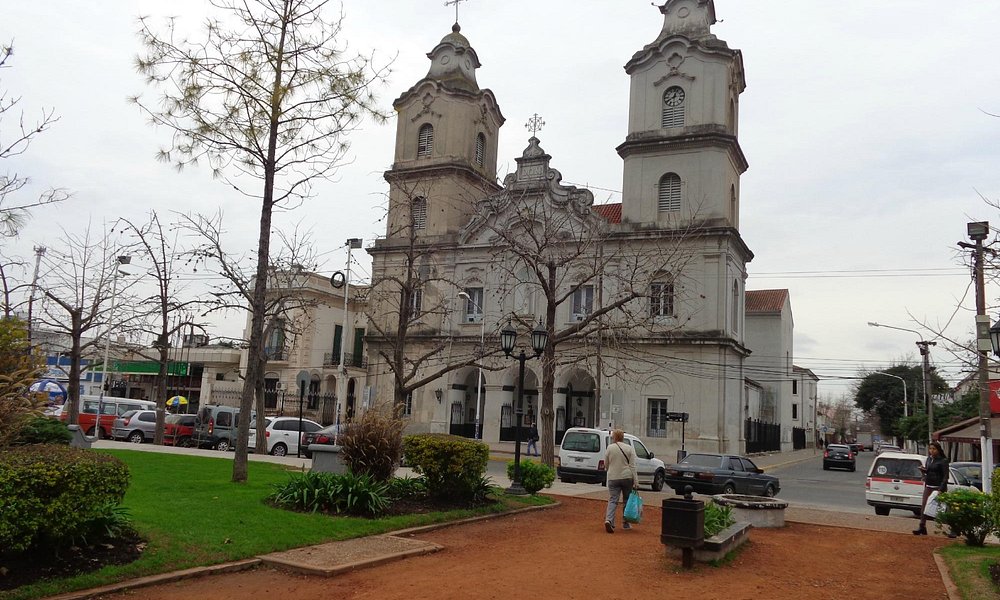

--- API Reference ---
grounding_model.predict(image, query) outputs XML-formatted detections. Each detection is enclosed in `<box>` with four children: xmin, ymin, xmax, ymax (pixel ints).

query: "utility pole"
<box><xmin>27</xmin><ymin>246</ymin><xmax>46</xmax><ymax>346</ymax></box>
<box><xmin>960</xmin><ymin>221</ymin><xmax>994</xmax><ymax>493</ymax></box>
<box><xmin>917</xmin><ymin>341</ymin><xmax>936</xmax><ymax>444</ymax></box>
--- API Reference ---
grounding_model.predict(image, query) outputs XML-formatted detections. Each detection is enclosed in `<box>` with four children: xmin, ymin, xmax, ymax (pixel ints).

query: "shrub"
<box><xmin>936</xmin><ymin>488</ymin><xmax>995</xmax><ymax>546</ymax></box>
<box><xmin>402</xmin><ymin>433</ymin><xmax>489</xmax><ymax>501</ymax></box>
<box><xmin>506</xmin><ymin>459</ymin><xmax>555</xmax><ymax>494</ymax></box>
<box><xmin>267</xmin><ymin>471</ymin><xmax>390</xmax><ymax>517</ymax></box>
<box><xmin>339</xmin><ymin>406</ymin><xmax>406</xmax><ymax>482</ymax></box>
<box><xmin>15</xmin><ymin>416</ymin><xmax>73</xmax><ymax>445</ymax></box>
<box><xmin>0</xmin><ymin>445</ymin><xmax>130</xmax><ymax>554</ymax></box>
<box><xmin>386</xmin><ymin>475</ymin><xmax>428</xmax><ymax>501</ymax></box>
<box><xmin>0</xmin><ymin>317</ymin><xmax>46</xmax><ymax>447</ymax></box>
<box><xmin>704</xmin><ymin>501</ymin><xmax>735</xmax><ymax>537</ymax></box>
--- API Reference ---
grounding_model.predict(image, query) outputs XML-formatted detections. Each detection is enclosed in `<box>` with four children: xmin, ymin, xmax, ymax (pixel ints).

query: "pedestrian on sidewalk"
<box><xmin>913</xmin><ymin>441</ymin><xmax>949</xmax><ymax>535</ymax></box>
<box><xmin>603</xmin><ymin>429</ymin><xmax>638</xmax><ymax>533</ymax></box>
<box><xmin>525</xmin><ymin>420</ymin><xmax>539</xmax><ymax>456</ymax></box>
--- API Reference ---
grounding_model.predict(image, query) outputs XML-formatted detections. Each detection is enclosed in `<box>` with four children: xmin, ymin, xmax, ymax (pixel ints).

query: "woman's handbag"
<box><xmin>624</xmin><ymin>491</ymin><xmax>643</xmax><ymax>523</ymax></box>
<box><xmin>923</xmin><ymin>490</ymin><xmax>941</xmax><ymax>519</ymax></box>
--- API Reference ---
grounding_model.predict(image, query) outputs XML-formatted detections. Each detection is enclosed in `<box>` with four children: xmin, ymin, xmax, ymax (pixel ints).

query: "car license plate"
<box><xmin>887</xmin><ymin>495</ymin><xmax>905</xmax><ymax>502</ymax></box>
<box><xmin>574</xmin><ymin>457</ymin><xmax>584</xmax><ymax>462</ymax></box>
<box><xmin>683</xmin><ymin>472</ymin><xmax>695</xmax><ymax>478</ymax></box>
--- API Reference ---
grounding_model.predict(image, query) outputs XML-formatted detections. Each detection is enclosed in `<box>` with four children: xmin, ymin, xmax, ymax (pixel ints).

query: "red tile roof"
<box><xmin>745</xmin><ymin>289</ymin><xmax>789</xmax><ymax>314</ymax></box>
<box><xmin>593</xmin><ymin>203</ymin><xmax>621</xmax><ymax>224</ymax></box>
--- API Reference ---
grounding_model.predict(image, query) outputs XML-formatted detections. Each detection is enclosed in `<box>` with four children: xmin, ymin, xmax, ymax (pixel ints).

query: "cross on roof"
<box><xmin>444</xmin><ymin>0</ymin><xmax>469</xmax><ymax>23</ymax></box>
<box><xmin>525</xmin><ymin>113</ymin><xmax>545</xmax><ymax>137</ymax></box>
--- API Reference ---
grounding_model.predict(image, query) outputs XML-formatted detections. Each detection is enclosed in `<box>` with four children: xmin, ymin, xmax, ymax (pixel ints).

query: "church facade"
<box><xmin>365</xmin><ymin>0</ymin><xmax>756</xmax><ymax>457</ymax></box>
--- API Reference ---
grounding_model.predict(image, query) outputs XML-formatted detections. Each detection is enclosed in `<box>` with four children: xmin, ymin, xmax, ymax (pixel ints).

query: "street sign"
<box><xmin>296</xmin><ymin>370</ymin><xmax>310</xmax><ymax>391</ymax></box>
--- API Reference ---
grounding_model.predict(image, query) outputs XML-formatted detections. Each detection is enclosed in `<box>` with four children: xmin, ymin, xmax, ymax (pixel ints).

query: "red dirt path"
<box><xmin>96</xmin><ymin>496</ymin><xmax>949</xmax><ymax>600</ymax></box>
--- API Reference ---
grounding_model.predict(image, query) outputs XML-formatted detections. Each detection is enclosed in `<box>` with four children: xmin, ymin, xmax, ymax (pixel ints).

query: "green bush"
<box><xmin>0</xmin><ymin>445</ymin><xmax>130</xmax><ymax>554</ymax></box>
<box><xmin>704</xmin><ymin>501</ymin><xmax>735</xmax><ymax>537</ymax></box>
<box><xmin>506</xmin><ymin>459</ymin><xmax>555</xmax><ymax>494</ymax></box>
<box><xmin>402</xmin><ymin>433</ymin><xmax>489</xmax><ymax>501</ymax></box>
<box><xmin>937</xmin><ymin>488</ymin><xmax>996</xmax><ymax>546</ymax></box>
<box><xmin>386</xmin><ymin>475</ymin><xmax>428</xmax><ymax>501</ymax></box>
<box><xmin>267</xmin><ymin>471</ymin><xmax>390</xmax><ymax>517</ymax></box>
<box><xmin>15</xmin><ymin>416</ymin><xmax>73</xmax><ymax>445</ymax></box>
<box><xmin>339</xmin><ymin>406</ymin><xmax>406</xmax><ymax>482</ymax></box>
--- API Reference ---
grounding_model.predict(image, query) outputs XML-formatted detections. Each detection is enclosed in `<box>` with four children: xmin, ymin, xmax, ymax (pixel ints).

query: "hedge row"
<box><xmin>0</xmin><ymin>445</ymin><xmax>130</xmax><ymax>553</ymax></box>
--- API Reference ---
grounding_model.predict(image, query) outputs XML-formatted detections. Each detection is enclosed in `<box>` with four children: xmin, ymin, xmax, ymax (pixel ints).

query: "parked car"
<box><xmin>302</xmin><ymin>424</ymin><xmax>342</xmax><ymax>458</ymax></box>
<box><xmin>848</xmin><ymin>442</ymin><xmax>863</xmax><ymax>455</ymax></box>
<box><xmin>247</xmin><ymin>416</ymin><xmax>323</xmax><ymax>456</ymax></box>
<box><xmin>950</xmin><ymin>462</ymin><xmax>1000</xmax><ymax>491</ymax></box>
<box><xmin>111</xmin><ymin>409</ymin><xmax>157</xmax><ymax>443</ymax></box>
<box><xmin>866</xmin><ymin>452</ymin><xmax>979</xmax><ymax>516</ymax></box>
<box><xmin>662</xmin><ymin>453</ymin><xmax>780</xmax><ymax>497</ymax></box>
<box><xmin>163</xmin><ymin>414</ymin><xmax>197</xmax><ymax>447</ymax></box>
<box><xmin>60</xmin><ymin>396</ymin><xmax>156</xmax><ymax>439</ymax></box>
<box><xmin>192</xmin><ymin>405</ymin><xmax>253</xmax><ymax>451</ymax></box>
<box><xmin>875</xmin><ymin>444</ymin><xmax>901</xmax><ymax>455</ymax></box>
<box><xmin>823</xmin><ymin>444</ymin><xmax>856</xmax><ymax>472</ymax></box>
<box><xmin>556</xmin><ymin>427</ymin><xmax>666</xmax><ymax>491</ymax></box>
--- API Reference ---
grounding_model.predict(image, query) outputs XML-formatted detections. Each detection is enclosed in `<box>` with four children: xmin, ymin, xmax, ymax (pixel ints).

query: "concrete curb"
<box><xmin>933</xmin><ymin>550</ymin><xmax>962</xmax><ymax>600</ymax></box>
<box><xmin>258</xmin><ymin>537</ymin><xmax>445</xmax><ymax>577</ymax></box>
<box><xmin>41</xmin><ymin>501</ymin><xmax>559</xmax><ymax>598</ymax></box>
<box><xmin>41</xmin><ymin>559</ymin><xmax>261</xmax><ymax>600</ymax></box>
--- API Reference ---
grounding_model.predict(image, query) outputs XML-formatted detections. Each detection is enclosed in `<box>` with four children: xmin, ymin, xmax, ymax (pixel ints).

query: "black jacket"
<box><xmin>924</xmin><ymin>454</ymin><xmax>949</xmax><ymax>489</ymax></box>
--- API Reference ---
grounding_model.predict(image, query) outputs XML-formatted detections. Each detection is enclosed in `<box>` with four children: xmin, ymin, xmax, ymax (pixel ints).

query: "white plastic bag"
<box><xmin>923</xmin><ymin>490</ymin><xmax>940</xmax><ymax>519</ymax></box>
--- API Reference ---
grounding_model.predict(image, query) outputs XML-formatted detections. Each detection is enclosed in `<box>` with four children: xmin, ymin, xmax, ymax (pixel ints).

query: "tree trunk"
<box><xmin>153</xmin><ymin>341</ymin><xmax>168</xmax><ymax>445</ymax></box>
<box><xmin>66</xmin><ymin>308</ymin><xmax>83</xmax><ymax>426</ymax></box>
<box><xmin>540</xmin><ymin>263</ymin><xmax>558</xmax><ymax>467</ymax></box>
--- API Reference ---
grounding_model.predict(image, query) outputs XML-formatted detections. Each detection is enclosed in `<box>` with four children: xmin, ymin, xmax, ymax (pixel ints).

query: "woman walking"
<box><xmin>913</xmin><ymin>441</ymin><xmax>949</xmax><ymax>535</ymax></box>
<box><xmin>603</xmin><ymin>429</ymin><xmax>639</xmax><ymax>533</ymax></box>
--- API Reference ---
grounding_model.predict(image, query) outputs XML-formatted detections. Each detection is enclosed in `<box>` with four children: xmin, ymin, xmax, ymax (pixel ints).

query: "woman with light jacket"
<box><xmin>603</xmin><ymin>429</ymin><xmax>639</xmax><ymax>533</ymax></box>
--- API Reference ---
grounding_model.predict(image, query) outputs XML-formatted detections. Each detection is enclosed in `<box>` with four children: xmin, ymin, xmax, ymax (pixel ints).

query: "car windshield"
<box><xmin>680</xmin><ymin>454</ymin><xmax>724</xmax><ymax>468</ymax></box>
<box><xmin>317</xmin><ymin>424</ymin><xmax>340</xmax><ymax>435</ymax></box>
<box><xmin>561</xmin><ymin>432</ymin><xmax>601</xmax><ymax>452</ymax></box>
<box><xmin>828</xmin><ymin>445</ymin><xmax>850</xmax><ymax>452</ymax></box>
<box><xmin>872</xmin><ymin>457</ymin><xmax>922</xmax><ymax>481</ymax></box>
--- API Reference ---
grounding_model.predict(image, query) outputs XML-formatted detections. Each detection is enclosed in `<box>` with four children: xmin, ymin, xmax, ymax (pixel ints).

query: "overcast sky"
<box><xmin>5</xmin><ymin>0</ymin><xmax>1000</xmax><ymax>400</ymax></box>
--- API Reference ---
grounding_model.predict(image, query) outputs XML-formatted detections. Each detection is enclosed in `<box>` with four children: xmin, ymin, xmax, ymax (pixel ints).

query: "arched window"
<box><xmin>650</xmin><ymin>275</ymin><xmax>674</xmax><ymax>318</ymax></box>
<box><xmin>732</xmin><ymin>280</ymin><xmax>740</xmax><ymax>333</ymax></box>
<box><xmin>412</xmin><ymin>196</ymin><xmax>427</xmax><ymax>229</ymax></box>
<box><xmin>417</xmin><ymin>123</ymin><xmax>434</xmax><ymax>158</ymax></box>
<box><xmin>475</xmin><ymin>133</ymin><xmax>486</xmax><ymax>167</ymax></box>
<box><xmin>658</xmin><ymin>173</ymin><xmax>681</xmax><ymax>212</ymax></box>
<box><xmin>662</xmin><ymin>86</ymin><xmax>686</xmax><ymax>128</ymax></box>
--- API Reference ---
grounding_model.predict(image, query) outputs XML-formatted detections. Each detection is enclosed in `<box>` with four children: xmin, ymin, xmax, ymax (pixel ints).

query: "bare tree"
<box><xmin>180</xmin><ymin>211</ymin><xmax>321</xmax><ymax>453</ymax></box>
<box><xmin>117</xmin><ymin>212</ymin><xmax>206</xmax><ymax>444</ymax></box>
<box><xmin>134</xmin><ymin>0</ymin><xmax>389</xmax><ymax>482</ymax></box>
<box><xmin>34</xmin><ymin>226</ymin><xmax>137</xmax><ymax>428</ymax></box>
<box><xmin>0</xmin><ymin>43</ymin><xmax>69</xmax><ymax>235</ymax></box>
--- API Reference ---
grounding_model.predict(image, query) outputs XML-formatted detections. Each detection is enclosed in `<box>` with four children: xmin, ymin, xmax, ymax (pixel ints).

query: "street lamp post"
<box><xmin>458</xmin><ymin>291</ymin><xmax>486</xmax><ymax>440</ymax></box>
<box><xmin>871</xmin><ymin>371</ymin><xmax>908</xmax><ymax>450</ymax></box>
<box><xmin>867</xmin><ymin>321</ymin><xmax>936</xmax><ymax>445</ymax></box>
<box><xmin>94</xmin><ymin>255</ymin><xmax>131</xmax><ymax>440</ymax></box>
<box><xmin>500</xmin><ymin>320</ymin><xmax>548</xmax><ymax>496</ymax></box>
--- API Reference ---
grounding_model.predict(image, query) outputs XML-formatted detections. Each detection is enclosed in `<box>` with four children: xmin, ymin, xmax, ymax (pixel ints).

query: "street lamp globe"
<box><xmin>530</xmin><ymin>321</ymin><xmax>548</xmax><ymax>355</ymax></box>
<box><xmin>500</xmin><ymin>323</ymin><xmax>517</xmax><ymax>356</ymax></box>
<box><xmin>990</xmin><ymin>318</ymin><xmax>1000</xmax><ymax>358</ymax></box>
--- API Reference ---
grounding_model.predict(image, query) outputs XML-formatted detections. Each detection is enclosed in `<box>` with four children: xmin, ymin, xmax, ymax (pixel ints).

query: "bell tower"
<box><xmin>384</xmin><ymin>23</ymin><xmax>505</xmax><ymax>239</ymax></box>
<box><xmin>617</xmin><ymin>0</ymin><xmax>747</xmax><ymax>229</ymax></box>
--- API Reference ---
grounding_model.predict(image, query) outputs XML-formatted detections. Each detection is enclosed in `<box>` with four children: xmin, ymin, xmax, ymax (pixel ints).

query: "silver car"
<box><xmin>112</xmin><ymin>409</ymin><xmax>157</xmax><ymax>443</ymax></box>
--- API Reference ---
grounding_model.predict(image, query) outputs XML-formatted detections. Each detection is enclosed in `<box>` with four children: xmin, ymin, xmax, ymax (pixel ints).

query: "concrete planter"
<box><xmin>665</xmin><ymin>522</ymin><xmax>752</xmax><ymax>563</ymax></box>
<box><xmin>711</xmin><ymin>494</ymin><xmax>789</xmax><ymax>528</ymax></box>
<box><xmin>310</xmin><ymin>445</ymin><xmax>347</xmax><ymax>474</ymax></box>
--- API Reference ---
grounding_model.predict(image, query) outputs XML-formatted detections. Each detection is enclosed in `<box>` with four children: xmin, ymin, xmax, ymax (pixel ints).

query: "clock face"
<box><xmin>664</xmin><ymin>87</ymin><xmax>685</xmax><ymax>107</ymax></box>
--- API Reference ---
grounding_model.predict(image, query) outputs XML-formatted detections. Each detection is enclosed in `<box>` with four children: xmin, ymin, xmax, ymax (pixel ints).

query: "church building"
<box><xmin>365</xmin><ymin>0</ymin><xmax>757</xmax><ymax>457</ymax></box>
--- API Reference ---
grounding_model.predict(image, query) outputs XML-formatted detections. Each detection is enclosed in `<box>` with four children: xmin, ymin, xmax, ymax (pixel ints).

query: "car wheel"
<box><xmin>823</xmin><ymin>464</ymin><xmax>829</xmax><ymax>470</ymax></box>
<box><xmin>85</xmin><ymin>427</ymin><xmax>96</xmax><ymax>437</ymax></box>
<box><xmin>723</xmin><ymin>482</ymin><xmax>736</xmax><ymax>495</ymax></box>
<box><xmin>874</xmin><ymin>506</ymin><xmax>890</xmax><ymax>516</ymax></box>
<box><xmin>850</xmin><ymin>466</ymin><xmax>856</xmax><ymax>472</ymax></box>
<box><xmin>270</xmin><ymin>443</ymin><xmax>288</xmax><ymax>457</ymax></box>
<box><xmin>127</xmin><ymin>431</ymin><xmax>144</xmax><ymax>444</ymax></box>
<box><xmin>652</xmin><ymin>469</ymin><xmax>665</xmax><ymax>492</ymax></box>
<box><xmin>177</xmin><ymin>436</ymin><xmax>192</xmax><ymax>448</ymax></box>
<box><xmin>763</xmin><ymin>484</ymin><xmax>777</xmax><ymax>498</ymax></box>
<box><xmin>216</xmin><ymin>439</ymin><xmax>231</xmax><ymax>452</ymax></box>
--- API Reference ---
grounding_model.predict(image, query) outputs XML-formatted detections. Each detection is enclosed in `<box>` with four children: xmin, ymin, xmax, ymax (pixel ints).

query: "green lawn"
<box><xmin>2</xmin><ymin>449</ymin><xmax>549</xmax><ymax>600</ymax></box>
<box><xmin>939</xmin><ymin>544</ymin><xmax>1000</xmax><ymax>599</ymax></box>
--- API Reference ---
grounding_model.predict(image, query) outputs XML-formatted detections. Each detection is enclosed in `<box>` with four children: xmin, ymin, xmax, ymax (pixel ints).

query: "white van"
<box><xmin>866</xmin><ymin>451</ymin><xmax>978</xmax><ymax>516</ymax></box>
<box><xmin>557</xmin><ymin>427</ymin><xmax>666</xmax><ymax>491</ymax></box>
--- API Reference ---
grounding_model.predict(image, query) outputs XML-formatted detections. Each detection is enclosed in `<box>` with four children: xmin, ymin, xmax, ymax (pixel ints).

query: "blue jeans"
<box><xmin>526</xmin><ymin>439</ymin><xmax>538</xmax><ymax>455</ymax></box>
<box><xmin>605</xmin><ymin>478</ymin><xmax>634</xmax><ymax>527</ymax></box>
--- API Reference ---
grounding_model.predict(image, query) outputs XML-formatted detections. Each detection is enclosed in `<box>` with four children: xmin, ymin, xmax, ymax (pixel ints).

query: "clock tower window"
<box><xmin>661</xmin><ymin>86</ymin><xmax>686</xmax><ymax>128</ymax></box>
<box><xmin>657</xmin><ymin>173</ymin><xmax>682</xmax><ymax>212</ymax></box>
<box><xmin>412</xmin><ymin>197</ymin><xmax>428</xmax><ymax>229</ymax></box>
<box><xmin>474</xmin><ymin>133</ymin><xmax>485</xmax><ymax>167</ymax></box>
<box><xmin>417</xmin><ymin>123</ymin><xmax>434</xmax><ymax>158</ymax></box>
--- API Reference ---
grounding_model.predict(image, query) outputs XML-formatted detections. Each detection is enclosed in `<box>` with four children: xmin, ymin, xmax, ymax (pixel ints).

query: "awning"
<box><xmin>936</xmin><ymin>417</ymin><xmax>1000</xmax><ymax>444</ymax></box>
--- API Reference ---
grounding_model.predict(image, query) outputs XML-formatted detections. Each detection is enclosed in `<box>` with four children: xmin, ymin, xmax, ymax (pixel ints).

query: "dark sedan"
<box><xmin>950</xmin><ymin>462</ymin><xmax>1000</xmax><ymax>491</ymax></box>
<box><xmin>301</xmin><ymin>424</ymin><xmax>342</xmax><ymax>458</ymax></box>
<box><xmin>823</xmin><ymin>443</ymin><xmax>856</xmax><ymax>472</ymax></box>
<box><xmin>663</xmin><ymin>453</ymin><xmax>780</xmax><ymax>497</ymax></box>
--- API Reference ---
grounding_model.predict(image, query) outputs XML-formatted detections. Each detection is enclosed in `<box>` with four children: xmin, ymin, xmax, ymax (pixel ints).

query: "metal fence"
<box><xmin>792</xmin><ymin>426</ymin><xmax>806</xmax><ymax>450</ymax></box>
<box><xmin>206</xmin><ymin>389</ymin><xmax>338</xmax><ymax>424</ymax></box>
<box><xmin>745</xmin><ymin>418</ymin><xmax>781</xmax><ymax>454</ymax></box>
